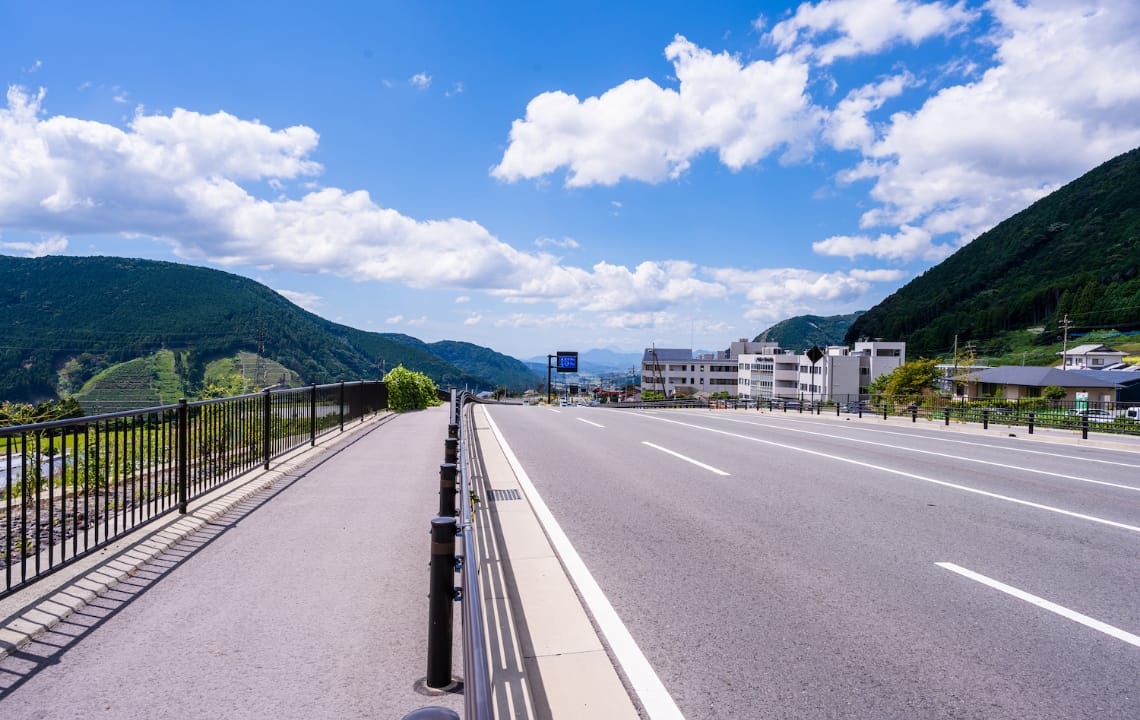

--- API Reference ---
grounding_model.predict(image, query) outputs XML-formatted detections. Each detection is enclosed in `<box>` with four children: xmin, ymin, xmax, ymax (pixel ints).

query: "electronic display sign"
<box><xmin>555</xmin><ymin>351</ymin><xmax>578</xmax><ymax>373</ymax></box>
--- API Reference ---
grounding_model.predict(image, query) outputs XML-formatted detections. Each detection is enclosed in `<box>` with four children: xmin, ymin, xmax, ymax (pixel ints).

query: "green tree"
<box><xmin>870</xmin><ymin>358</ymin><xmax>940</xmax><ymax>401</ymax></box>
<box><xmin>384</xmin><ymin>365</ymin><xmax>441</xmax><ymax>412</ymax></box>
<box><xmin>1042</xmin><ymin>385</ymin><xmax>1067</xmax><ymax>404</ymax></box>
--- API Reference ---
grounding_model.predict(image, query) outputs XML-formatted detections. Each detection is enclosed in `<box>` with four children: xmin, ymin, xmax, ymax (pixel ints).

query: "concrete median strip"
<box><xmin>473</xmin><ymin>404</ymin><xmax>648</xmax><ymax>720</ymax></box>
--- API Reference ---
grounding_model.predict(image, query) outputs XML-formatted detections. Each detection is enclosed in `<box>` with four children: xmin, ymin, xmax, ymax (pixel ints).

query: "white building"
<box><xmin>738</xmin><ymin>341</ymin><xmax>906</xmax><ymax>403</ymax></box>
<box><xmin>1057</xmin><ymin>344</ymin><xmax>1128</xmax><ymax>370</ymax></box>
<box><xmin>641</xmin><ymin>340</ymin><xmax>771</xmax><ymax>397</ymax></box>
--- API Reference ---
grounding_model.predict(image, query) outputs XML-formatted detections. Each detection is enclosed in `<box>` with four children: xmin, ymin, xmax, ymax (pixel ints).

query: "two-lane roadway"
<box><xmin>485</xmin><ymin>404</ymin><xmax>1140</xmax><ymax>720</ymax></box>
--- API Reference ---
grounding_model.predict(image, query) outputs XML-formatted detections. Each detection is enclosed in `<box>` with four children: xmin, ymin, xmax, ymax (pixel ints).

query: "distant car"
<box><xmin>842</xmin><ymin>401</ymin><xmax>869</xmax><ymax>413</ymax></box>
<box><xmin>1068</xmin><ymin>408</ymin><xmax>1114</xmax><ymax>423</ymax></box>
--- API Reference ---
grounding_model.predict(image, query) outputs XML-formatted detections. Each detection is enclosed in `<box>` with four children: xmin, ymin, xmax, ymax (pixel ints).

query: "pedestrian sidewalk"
<box><xmin>0</xmin><ymin>407</ymin><xmax>467</xmax><ymax>719</ymax></box>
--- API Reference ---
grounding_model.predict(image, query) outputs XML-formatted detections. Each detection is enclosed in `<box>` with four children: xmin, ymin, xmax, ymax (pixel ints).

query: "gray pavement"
<box><xmin>0</xmin><ymin>407</ymin><xmax>468</xmax><ymax>720</ymax></box>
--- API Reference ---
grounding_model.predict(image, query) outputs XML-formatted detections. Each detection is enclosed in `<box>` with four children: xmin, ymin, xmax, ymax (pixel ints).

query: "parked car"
<box><xmin>1068</xmin><ymin>408</ymin><xmax>1114</xmax><ymax>423</ymax></box>
<box><xmin>842</xmin><ymin>401</ymin><xmax>869</xmax><ymax>413</ymax></box>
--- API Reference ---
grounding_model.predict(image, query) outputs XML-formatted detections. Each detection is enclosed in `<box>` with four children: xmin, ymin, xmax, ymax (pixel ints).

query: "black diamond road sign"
<box><xmin>806</xmin><ymin>345</ymin><xmax>824</xmax><ymax>364</ymax></box>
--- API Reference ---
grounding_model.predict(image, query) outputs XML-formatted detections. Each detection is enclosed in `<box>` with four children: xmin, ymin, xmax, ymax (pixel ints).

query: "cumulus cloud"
<box><xmin>707</xmin><ymin>265</ymin><xmax>903</xmax><ymax>322</ymax></box>
<box><xmin>410</xmin><ymin>72</ymin><xmax>432</xmax><ymax>89</ymax></box>
<box><xmin>837</xmin><ymin>0</ymin><xmax>1140</xmax><ymax>258</ymax></box>
<box><xmin>385</xmin><ymin>315</ymin><xmax>404</xmax><ymax>324</ymax></box>
<box><xmin>768</xmin><ymin>0</ymin><xmax>976</xmax><ymax>65</ymax></box>
<box><xmin>491</xmin><ymin>35</ymin><xmax>819</xmax><ymax>186</ymax></box>
<box><xmin>463</xmin><ymin>314</ymin><xmax>482</xmax><ymax>325</ymax></box>
<box><xmin>455</xmin><ymin>295</ymin><xmax>471</xmax><ymax>303</ymax></box>
<box><xmin>812</xmin><ymin>225</ymin><xmax>953</xmax><ymax>262</ymax></box>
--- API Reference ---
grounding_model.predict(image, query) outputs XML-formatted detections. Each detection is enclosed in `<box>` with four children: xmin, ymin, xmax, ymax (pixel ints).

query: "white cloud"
<box><xmin>455</xmin><ymin>295</ymin><xmax>471</xmax><ymax>303</ymax></box>
<box><xmin>812</xmin><ymin>225</ymin><xmax>953</xmax><ymax>261</ymax></box>
<box><xmin>407</xmin><ymin>316</ymin><xmax>428</xmax><ymax>326</ymax></box>
<box><xmin>707</xmin><ymin>265</ymin><xmax>899</xmax><ymax>323</ymax></box>
<box><xmin>0</xmin><ymin>232</ymin><xmax>67</xmax><ymax>257</ymax></box>
<box><xmin>491</xmin><ymin>35</ymin><xmax>819</xmax><ymax>186</ymax></box>
<box><xmin>534</xmin><ymin>236</ymin><xmax>580</xmax><ymax>249</ymax></box>
<box><xmin>838</xmin><ymin>0</ymin><xmax>1140</xmax><ymax>257</ymax></box>
<box><xmin>823</xmin><ymin>73</ymin><xmax>911</xmax><ymax>152</ymax></box>
<box><xmin>276</xmin><ymin>288</ymin><xmax>323</xmax><ymax>311</ymax></box>
<box><xmin>410</xmin><ymin>72</ymin><xmax>432</xmax><ymax>89</ymax></box>
<box><xmin>385</xmin><ymin>315</ymin><xmax>404</xmax><ymax>324</ymax></box>
<box><xmin>464</xmin><ymin>314</ymin><xmax>482</xmax><ymax>325</ymax></box>
<box><xmin>768</xmin><ymin>0</ymin><xmax>977</xmax><ymax>65</ymax></box>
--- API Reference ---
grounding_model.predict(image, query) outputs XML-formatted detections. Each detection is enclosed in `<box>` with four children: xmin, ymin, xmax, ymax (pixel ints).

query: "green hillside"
<box><xmin>753</xmin><ymin>312</ymin><xmax>864</xmax><ymax>351</ymax></box>
<box><xmin>0</xmin><ymin>255</ymin><xmax>539</xmax><ymax>403</ymax></box>
<box><xmin>846</xmin><ymin>146</ymin><xmax>1140</xmax><ymax>356</ymax></box>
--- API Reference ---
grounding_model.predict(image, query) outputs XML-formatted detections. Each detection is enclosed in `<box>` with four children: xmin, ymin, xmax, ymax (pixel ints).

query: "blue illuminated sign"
<box><xmin>555</xmin><ymin>351</ymin><xmax>578</xmax><ymax>373</ymax></box>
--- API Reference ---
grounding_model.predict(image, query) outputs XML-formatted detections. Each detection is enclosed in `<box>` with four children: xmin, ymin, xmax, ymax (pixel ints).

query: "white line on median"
<box><xmin>642</xmin><ymin>441</ymin><xmax>730</xmax><ymax>476</ymax></box>
<box><xmin>937</xmin><ymin>562</ymin><xmax>1140</xmax><ymax>648</ymax></box>
<box><xmin>483</xmin><ymin>410</ymin><xmax>685</xmax><ymax>720</ymax></box>
<box><xmin>577</xmin><ymin>417</ymin><xmax>605</xmax><ymax>428</ymax></box>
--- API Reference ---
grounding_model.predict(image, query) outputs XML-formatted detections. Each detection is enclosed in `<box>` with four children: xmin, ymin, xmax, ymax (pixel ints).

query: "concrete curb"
<box><xmin>471</xmin><ymin>404</ymin><xmax>642</xmax><ymax>720</ymax></box>
<box><xmin>0</xmin><ymin>413</ymin><xmax>392</xmax><ymax>661</ymax></box>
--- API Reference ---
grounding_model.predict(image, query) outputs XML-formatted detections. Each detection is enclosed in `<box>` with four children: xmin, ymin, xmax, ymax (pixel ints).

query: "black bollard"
<box><xmin>439</xmin><ymin>463</ymin><xmax>458</xmax><ymax>517</ymax></box>
<box><xmin>444</xmin><ymin>437</ymin><xmax>458</xmax><ymax>465</ymax></box>
<box><xmin>983</xmin><ymin>409</ymin><xmax>989</xmax><ymax>430</ymax></box>
<box><xmin>1028</xmin><ymin>411</ymin><xmax>1035</xmax><ymax>435</ymax></box>
<box><xmin>426</xmin><ymin>516</ymin><xmax>458</xmax><ymax>689</ymax></box>
<box><xmin>447</xmin><ymin>423</ymin><xmax>459</xmax><ymax>439</ymax></box>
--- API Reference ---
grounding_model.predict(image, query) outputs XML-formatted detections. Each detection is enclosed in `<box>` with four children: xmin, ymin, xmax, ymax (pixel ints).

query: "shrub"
<box><xmin>384</xmin><ymin>365</ymin><xmax>441</xmax><ymax>412</ymax></box>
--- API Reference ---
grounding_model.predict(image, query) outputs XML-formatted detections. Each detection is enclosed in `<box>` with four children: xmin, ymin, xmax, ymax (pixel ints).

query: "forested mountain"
<box><xmin>753</xmin><ymin>312</ymin><xmax>864</xmax><ymax>351</ymax></box>
<box><xmin>846</xmin><ymin>146</ymin><xmax>1140</xmax><ymax>356</ymax></box>
<box><xmin>0</xmin><ymin>255</ymin><xmax>538</xmax><ymax>402</ymax></box>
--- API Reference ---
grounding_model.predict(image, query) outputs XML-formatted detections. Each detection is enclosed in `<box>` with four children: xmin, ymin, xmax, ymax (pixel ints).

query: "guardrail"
<box><xmin>698</xmin><ymin>394</ymin><xmax>1140</xmax><ymax>438</ymax></box>
<box><xmin>411</xmin><ymin>390</ymin><xmax>492</xmax><ymax>720</ymax></box>
<box><xmin>1</xmin><ymin>381</ymin><xmax>386</xmax><ymax>599</ymax></box>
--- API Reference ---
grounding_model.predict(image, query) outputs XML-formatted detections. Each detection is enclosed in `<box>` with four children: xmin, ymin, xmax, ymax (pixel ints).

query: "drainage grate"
<box><xmin>489</xmin><ymin>488</ymin><xmax>522</xmax><ymax>502</ymax></box>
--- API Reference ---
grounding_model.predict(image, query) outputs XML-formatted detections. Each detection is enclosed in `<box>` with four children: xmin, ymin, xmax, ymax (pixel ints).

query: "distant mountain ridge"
<box><xmin>846</xmin><ymin>146</ymin><xmax>1140</xmax><ymax>357</ymax></box>
<box><xmin>753</xmin><ymin>312</ymin><xmax>865</xmax><ymax>351</ymax></box>
<box><xmin>0</xmin><ymin>255</ymin><xmax>539</xmax><ymax>402</ymax></box>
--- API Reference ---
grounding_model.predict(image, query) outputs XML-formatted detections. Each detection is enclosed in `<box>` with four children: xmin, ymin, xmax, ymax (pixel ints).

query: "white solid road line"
<box><xmin>577</xmin><ymin>417</ymin><xmax>605</xmax><ymax>428</ymax></box>
<box><xmin>708</xmin><ymin>414</ymin><xmax>1140</xmax><ymax>493</ymax></box>
<box><xmin>937</xmin><ymin>562</ymin><xmax>1140</xmax><ymax>648</ymax></box>
<box><xmin>644</xmin><ymin>413</ymin><xmax>1140</xmax><ymax>535</ymax></box>
<box><xmin>484</xmin><ymin>410</ymin><xmax>685</xmax><ymax>720</ymax></box>
<box><xmin>642</xmin><ymin>441</ymin><xmax>730</xmax><ymax>476</ymax></box>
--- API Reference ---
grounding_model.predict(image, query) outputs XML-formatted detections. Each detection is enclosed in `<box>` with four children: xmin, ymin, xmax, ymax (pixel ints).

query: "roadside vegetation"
<box><xmin>384</xmin><ymin>365</ymin><xmax>441</xmax><ymax>412</ymax></box>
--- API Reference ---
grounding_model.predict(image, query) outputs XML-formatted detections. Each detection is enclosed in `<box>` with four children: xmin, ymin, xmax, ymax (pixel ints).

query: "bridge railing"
<box><xmin>458</xmin><ymin>391</ymin><xmax>493</xmax><ymax>719</ymax></box>
<box><xmin>1</xmin><ymin>380</ymin><xmax>386</xmax><ymax>599</ymax></box>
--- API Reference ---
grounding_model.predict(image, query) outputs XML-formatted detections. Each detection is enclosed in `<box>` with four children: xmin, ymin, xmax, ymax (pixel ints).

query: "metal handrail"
<box><xmin>458</xmin><ymin>391</ymin><xmax>493</xmax><ymax>720</ymax></box>
<box><xmin>2</xmin><ymin>380</ymin><xmax>386</xmax><ymax>599</ymax></box>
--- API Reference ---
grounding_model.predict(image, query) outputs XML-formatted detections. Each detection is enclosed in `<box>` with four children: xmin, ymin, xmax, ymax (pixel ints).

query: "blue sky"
<box><xmin>3</xmin><ymin>1</ymin><xmax>1140</xmax><ymax>360</ymax></box>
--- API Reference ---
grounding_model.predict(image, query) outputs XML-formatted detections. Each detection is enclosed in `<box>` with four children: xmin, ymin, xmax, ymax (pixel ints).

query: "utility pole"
<box><xmin>1060</xmin><ymin>314</ymin><xmax>1073</xmax><ymax>371</ymax></box>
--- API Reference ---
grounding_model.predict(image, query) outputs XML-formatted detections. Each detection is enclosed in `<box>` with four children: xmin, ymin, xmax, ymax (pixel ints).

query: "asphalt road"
<box><xmin>485</xmin><ymin>404</ymin><xmax>1140</xmax><ymax>720</ymax></box>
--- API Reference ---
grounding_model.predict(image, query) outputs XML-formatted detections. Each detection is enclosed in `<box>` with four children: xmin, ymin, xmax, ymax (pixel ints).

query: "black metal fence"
<box><xmin>714</xmin><ymin>394</ymin><xmax>1140</xmax><ymax>437</ymax></box>
<box><xmin>1</xmin><ymin>381</ymin><xmax>387</xmax><ymax>599</ymax></box>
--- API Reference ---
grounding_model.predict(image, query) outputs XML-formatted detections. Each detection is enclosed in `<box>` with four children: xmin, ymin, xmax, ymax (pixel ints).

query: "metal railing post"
<box><xmin>309</xmin><ymin>383</ymin><xmax>317</xmax><ymax>446</ymax></box>
<box><xmin>263</xmin><ymin>387</ymin><xmax>272</xmax><ymax>469</ymax></box>
<box><xmin>426</xmin><ymin>516</ymin><xmax>458</xmax><ymax>689</ymax></box>
<box><xmin>177</xmin><ymin>398</ymin><xmax>189</xmax><ymax>514</ymax></box>
<box><xmin>439</xmin><ymin>463</ymin><xmax>458</xmax><ymax>517</ymax></box>
<box><xmin>444</xmin><ymin>437</ymin><xmax>458</xmax><ymax>465</ymax></box>
<box><xmin>339</xmin><ymin>381</ymin><xmax>345</xmax><ymax>432</ymax></box>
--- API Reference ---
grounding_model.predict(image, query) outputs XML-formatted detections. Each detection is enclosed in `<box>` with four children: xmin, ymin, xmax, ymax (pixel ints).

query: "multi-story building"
<box><xmin>640</xmin><ymin>340</ymin><xmax>771</xmax><ymax>398</ymax></box>
<box><xmin>738</xmin><ymin>341</ymin><xmax>906</xmax><ymax>403</ymax></box>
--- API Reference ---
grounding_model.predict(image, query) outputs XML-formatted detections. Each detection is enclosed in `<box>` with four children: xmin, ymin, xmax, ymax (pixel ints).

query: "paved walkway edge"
<box><xmin>472</xmin><ymin>404</ymin><xmax>642</xmax><ymax>720</ymax></box>
<box><xmin>0</xmin><ymin>413</ymin><xmax>393</xmax><ymax>660</ymax></box>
